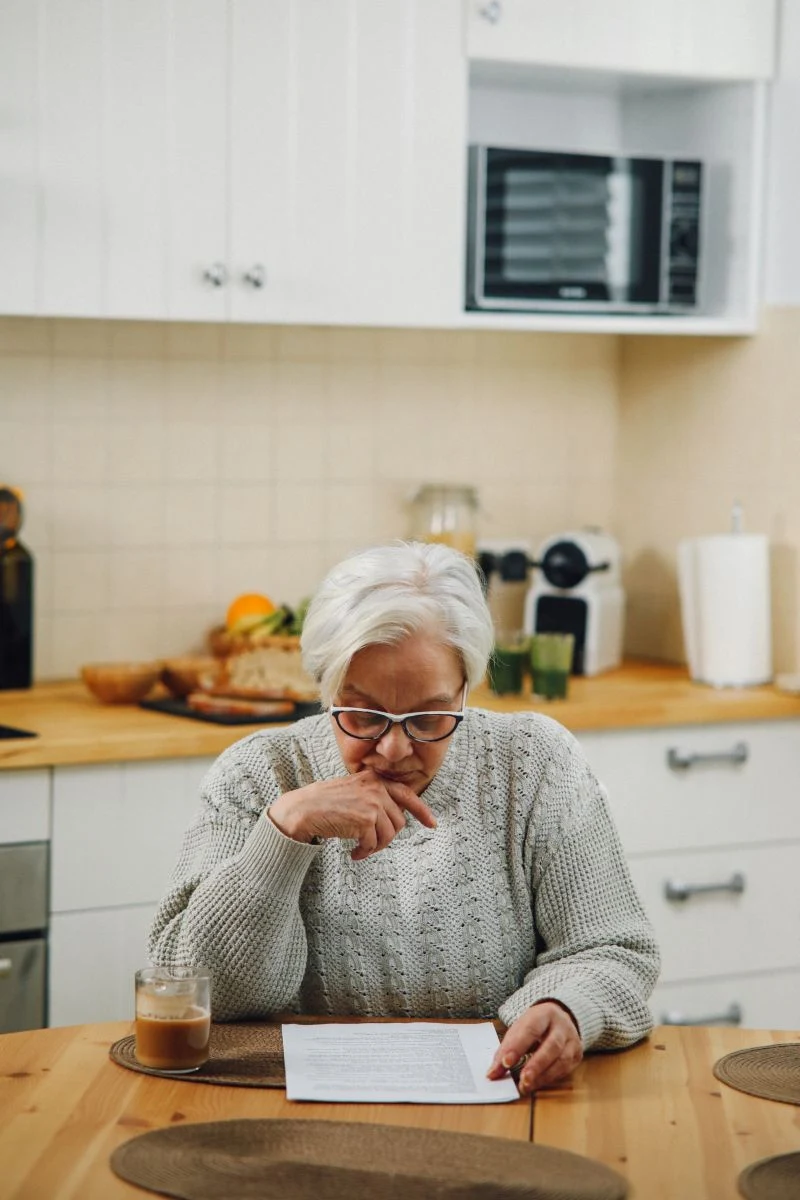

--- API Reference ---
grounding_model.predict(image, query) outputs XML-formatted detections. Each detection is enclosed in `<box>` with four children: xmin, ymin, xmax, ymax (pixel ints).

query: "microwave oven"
<box><xmin>466</xmin><ymin>146</ymin><xmax>702</xmax><ymax>315</ymax></box>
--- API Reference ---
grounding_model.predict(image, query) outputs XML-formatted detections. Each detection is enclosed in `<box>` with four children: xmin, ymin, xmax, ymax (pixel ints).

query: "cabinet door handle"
<box><xmin>243</xmin><ymin>263</ymin><xmax>266</xmax><ymax>289</ymax></box>
<box><xmin>661</xmin><ymin>1002</ymin><xmax>742</xmax><ymax>1027</ymax></box>
<box><xmin>479</xmin><ymin>1</ymin><xmax>502</xmax><ymax>23</ymax></box>
<box><xmin>0</xmin><ymin>957</ymin><xmax>12</xmax><ymax>978</ymax></box>
<box><xmin>667</xmin><ymin>741</ymin><xmax>748</xmax><ymax>771</ymax></box>
<box><xmin>664</xmin><ymin>872</ymin><xmax>745</xmax><ymax>903</ymax></box>
<box><xmin>203</xmin><ymin>262</ymin><xmax>228</xmax><ymax>288</ymax></box>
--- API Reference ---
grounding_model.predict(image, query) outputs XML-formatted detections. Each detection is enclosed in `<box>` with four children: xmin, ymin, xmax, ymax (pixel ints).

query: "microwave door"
<box><xmin>478</xmin><ymin>149</ymin><xmax>614</xmax><ymax>307</ymax></box>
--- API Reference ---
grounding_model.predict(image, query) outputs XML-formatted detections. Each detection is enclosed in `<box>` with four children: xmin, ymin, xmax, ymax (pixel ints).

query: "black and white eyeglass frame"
<box><xmin>330</xmin><ymin>682</ymin><xmax>468</xmax><ymax>743</ymax></box>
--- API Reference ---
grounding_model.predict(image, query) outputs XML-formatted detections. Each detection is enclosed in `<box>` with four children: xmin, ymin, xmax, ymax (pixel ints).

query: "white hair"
<box><xmin>301</xmin><ymin>541</ymin><xmax>494</xmax><ymax>706</ymax></box>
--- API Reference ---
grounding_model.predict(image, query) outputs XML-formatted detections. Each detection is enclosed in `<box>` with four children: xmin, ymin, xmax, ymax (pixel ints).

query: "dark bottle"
<box><xmin>0</xmin><ymin>486</ymin><xmax>34</xmax><ymax>690</ymax></box>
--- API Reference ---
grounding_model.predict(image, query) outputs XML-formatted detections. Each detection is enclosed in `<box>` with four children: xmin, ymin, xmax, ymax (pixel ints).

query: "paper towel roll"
<box><xmin>677</xmin><ymin>533</ymin><xmax>772</xmax><ymax>688</ymax></box>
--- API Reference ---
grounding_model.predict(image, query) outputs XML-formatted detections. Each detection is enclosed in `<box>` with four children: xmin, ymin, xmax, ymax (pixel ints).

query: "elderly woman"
<box><xmin>149</xmin><ymin>541</ymin><xmax>659</xmax><ymax>1094</ymax></box>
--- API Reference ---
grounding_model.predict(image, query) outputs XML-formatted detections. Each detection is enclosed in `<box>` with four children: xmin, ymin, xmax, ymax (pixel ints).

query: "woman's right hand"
<box><xmin>267</xmin><ymin>770</ymin><xmax>437</xmax><ymax>861</ymax></box>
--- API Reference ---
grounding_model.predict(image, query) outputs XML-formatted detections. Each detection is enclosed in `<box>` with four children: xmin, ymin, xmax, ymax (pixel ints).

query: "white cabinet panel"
<box><xmin>230</xmin><ymin>0</ymin><xmax>465</xmax><ymax>327</ymax></box>
<box><xmin>629</xmin><ymin>842</ymin><xmax>800</xmax><ymax>984</ymax></box>
<box><xmin>49</xmin><ymin>904</ymin><xmax>153</xmax><ymax>1026</ymax></box>
<box><xmin>465</xmin><ymin>0</ymin><xmax>777</xmax><ymax>82</ymax></box>
<box><xmin>39</xmin><ymin>0</ymin><xmax>105</xmax><ymax>316</ymax></box>
<box><xmin>0</xmin><ymin>0</ymin><xmax>39</xmax><ymax>315</ymax></box>
<box><xmin>0</xmin><ymin>769</ymin><xmax>50</xmax><ymax>844</ymax></box>
<box><xmin>578</xmin><ymin>721</ymin><xmax>800</xmax><ymax>856</ymax></box>
<box><xmin>347</xmin><ymin>0</ymin><xmax>465</xmax><ymax>327</ymax></box>
<box><xmin>651</xmin><ymin>970</ymin><xmax>800</xmax><ymax>1032</ymax></box>
<box><xmin>51</xmin><ymin>759</ymin><xmax>207</xmax><ymax>912</ymax></box>
<box><xmin>166</xmin><ymin>0</ymin><xmax>228</xmax><ymax>321</ymax></box>
<box><xmin>228</xmin><ymin>0</ymin><xmax>293</xmax><ymax>323</ymax></box>
<box><xmin>105</xmin><ymin>0</ymin><xmax>169</xmax><ymax>319</ymax></box>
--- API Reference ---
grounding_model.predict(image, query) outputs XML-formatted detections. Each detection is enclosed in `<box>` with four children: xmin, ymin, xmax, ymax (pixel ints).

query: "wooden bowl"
<box><xmin>81</xmin><ymin>662</ymin><xmax>163</xmax><ymax>705</ymax></box>
<box><xmin>160</xmin><ymin>656</ymin><xmax>219</xmax><ymax>699</ymax></box>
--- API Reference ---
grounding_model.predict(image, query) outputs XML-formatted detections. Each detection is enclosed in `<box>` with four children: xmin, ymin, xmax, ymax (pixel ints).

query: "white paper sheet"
<box><xmin>282</xmin><ymin>1021</ymin><xmax>520</xmax><ymax>1104</ymax></box>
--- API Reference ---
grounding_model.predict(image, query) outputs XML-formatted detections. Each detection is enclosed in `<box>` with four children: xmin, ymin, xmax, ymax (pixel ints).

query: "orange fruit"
<box><xmin>226</xmin><ymin>592</ymin><xmax>275</xmax><ymax>631</ymax></box>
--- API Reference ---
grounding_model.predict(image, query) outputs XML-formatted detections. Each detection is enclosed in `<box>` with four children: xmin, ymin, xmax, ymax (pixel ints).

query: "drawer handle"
<box><xmin>0</xmin><ymin>957</ymin><xmax>12</xmax><ymax>978</ymax></box>
<box><xmin>664</xmin><ymin>872</ymin><xmax>745</xmax><ymax>903</ymax></box>
<box><xmin>661</xmin><ymin>1002</ymin><xmax>743</xmax><ymax>1027</ymax></box>
<box><xmin>667</xmin><ymin>741</ymin><xmax>748</xmax><ymax>771</ymax></box>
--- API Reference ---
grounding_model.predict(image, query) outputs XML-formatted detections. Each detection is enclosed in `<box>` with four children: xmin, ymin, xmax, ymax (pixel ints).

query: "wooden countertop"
<box><xmin>2</xmin><ymin>1021</ymin><xmax>798</xmax><ymax>1199</ymax></box>
<box><xmin>2</xmin><ymin>661</ymin><xmax>800</xmax><ymax>771</ymax></box>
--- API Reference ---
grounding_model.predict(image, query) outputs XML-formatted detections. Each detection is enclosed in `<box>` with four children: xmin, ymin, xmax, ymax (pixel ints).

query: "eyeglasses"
<box><xmin>330</xmin><ymin>683</ymin><xmax>467</xmax><ymax>744</ymax></box>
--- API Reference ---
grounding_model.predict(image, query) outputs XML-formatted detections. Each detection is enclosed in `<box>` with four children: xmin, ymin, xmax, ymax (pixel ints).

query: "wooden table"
<box><xmin>535</xmin><ymin>1025</ymin><xmax>800</xmax><ymax>1199</ymax></box>
<box><xmin>1</xmin><ymin>1022</ymin><xmax>799</xmax><ymax>1199</ymax></box>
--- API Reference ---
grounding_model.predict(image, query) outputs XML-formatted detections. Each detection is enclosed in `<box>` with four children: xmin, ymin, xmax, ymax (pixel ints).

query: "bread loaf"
<box><xmin>208</xmin><ymin>637</ymin><xmax>318</xmax><ymax>702</ymax></box>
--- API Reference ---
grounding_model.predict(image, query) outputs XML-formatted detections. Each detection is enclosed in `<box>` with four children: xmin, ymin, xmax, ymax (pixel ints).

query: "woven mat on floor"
<box><xmin>110</xmin><ymin>1118</ymin><xmax>629</xmax><ymax>1200</ymax></box>
<box><xmin>712</xmin><ymin>1043</ymin><xmax>800</xmax><ymax>1106</ymax></box>
<box><xmin>109</xmin><ymin>1022</ymin><xmax>285</xmax><ymax>1088</ymax></box>
<box><xmin>738</xmin><ymin>1151</ymin><xmax>800</xmax><ymax>1200</ymax></box>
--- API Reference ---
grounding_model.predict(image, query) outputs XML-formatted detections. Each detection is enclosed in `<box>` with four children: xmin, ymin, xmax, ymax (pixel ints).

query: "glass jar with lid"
<box><xmin>409</xmin><ymin>484</ymin><xmax>479</xmax><ymax>559</ymax></box>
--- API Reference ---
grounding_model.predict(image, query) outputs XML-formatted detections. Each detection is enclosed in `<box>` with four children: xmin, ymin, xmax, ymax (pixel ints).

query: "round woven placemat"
<box><xmin>712</xmin><ymin>1043</ymin><xmax>800</xmax><ymax>1106</ymax></box>
<box><xmin>738</xmin><ymin>1152</ymin><xmax>800</xmax><ymax>1199</ymax></box>
<box><xmin>109</xmin><ymin>1022</ymin><xmax>285</xmax><ymax>1088</ymax></box>
<box><xmin>110</xmin><ymin>1118</ymin><xmax>628</xmax><ymax>1200</ymax></box>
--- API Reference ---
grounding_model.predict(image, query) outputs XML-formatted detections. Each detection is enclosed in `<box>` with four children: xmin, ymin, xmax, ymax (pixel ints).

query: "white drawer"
<box><xmin>578</xmin><ymin>720</ymin><xmax>800</xmax><ymax>854</ymax></box>
<box><xmin>651</xmin><ymin>970</ymin><xmax>800</xmax><ymax>1032</ymax></box>
<box><xmin>628</xmin><ymin>841</ymin><xmax>800</xmax><ymax>984</ymax></box>
<box><xmin>51</xmin><ymin>758</ymin><xmax>212</xmax><ymax>912</ymax></box>
<box><xmin>49</xmin><ymin>904</ymin><xmax>154</xmax><ymax>1026</ymax></box>
<box><xmin>0</xmin><ymin>769</ymin><xmax>50</xmax><ymax>843</ymax></box>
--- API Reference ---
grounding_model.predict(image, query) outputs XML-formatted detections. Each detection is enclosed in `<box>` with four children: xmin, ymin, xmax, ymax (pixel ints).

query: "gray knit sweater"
<box><xmin>149</xmin><ymin>708</ymin><xmax>659</xmax><ymax>1050</ymax></box>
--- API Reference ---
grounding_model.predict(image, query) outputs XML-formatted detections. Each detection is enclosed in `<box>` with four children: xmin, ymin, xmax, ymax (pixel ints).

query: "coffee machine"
<box><xmin>523</xmin><ymin>529</ymin><xmax>625</xmax><ymax>676</ymax></box>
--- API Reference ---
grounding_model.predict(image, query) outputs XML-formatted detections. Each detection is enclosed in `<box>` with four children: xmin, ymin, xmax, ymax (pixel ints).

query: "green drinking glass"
<box><xmin>530</xmin><ymin>633</ymin><xmax>575</xmax><ymax>700</ymax></box>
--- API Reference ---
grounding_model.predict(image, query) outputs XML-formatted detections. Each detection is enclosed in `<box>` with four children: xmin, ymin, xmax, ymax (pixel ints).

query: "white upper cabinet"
<box><xmin>229</xmin><ymin>0</ymin><xmax>466</xmax><ymax>326</ymax></box>
<box><xmin>0</xmin><ymin>1</ymin><xmax>39</xmax><ymax>315</ymax></box>
<box><xmin>466</xmin><ymin>0</ymin><xmax>778</xmax><ymax>82</ymax></box>
<box><xmin>39</xmin><ymin>0</ymin><xmax>106</xmax><ymax>317</ymax></box>
<box><xmin>2</xmin><ymin>0</ymin><xmax>466</xmax><ymax>326</ymax></box>
<box><xmin>166</xmin><ymin>0</ymin><xmax>229</xmax><ymax>321</ymax></box>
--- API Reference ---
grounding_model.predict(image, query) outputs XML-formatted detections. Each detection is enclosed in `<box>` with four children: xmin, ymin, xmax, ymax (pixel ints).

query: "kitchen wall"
<box><xmin>0</xmin><ymin>317</ymin><xmax>619</xmax><ymax>680</ymax></box>
<box><xmin>615</xmin><ymin>311</ymin><xmax>800</xmax><ymax>671</ymax></box>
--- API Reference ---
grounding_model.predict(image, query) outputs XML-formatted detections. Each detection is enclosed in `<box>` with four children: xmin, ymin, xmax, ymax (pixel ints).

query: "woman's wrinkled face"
<box><xmin>331</xmin><ymin>631</ymin><xmax>465</xmax><ymax>795</ymax></box>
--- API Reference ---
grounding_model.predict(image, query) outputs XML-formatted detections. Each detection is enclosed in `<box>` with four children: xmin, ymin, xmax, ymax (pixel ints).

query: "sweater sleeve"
<box><xmin>497</xmin><ymin>729</ymin><xmax>661</xmax><ymax>1050</ymax></box>
<box><xmin>147</xmin><ymin>748</ymin><xmax>321</xmax><ymax>1020</ymax></box>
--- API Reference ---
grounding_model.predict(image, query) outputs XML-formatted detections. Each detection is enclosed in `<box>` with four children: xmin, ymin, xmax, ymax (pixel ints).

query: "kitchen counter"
<box><xmin>2</xmin><ymin>660</ymin><xmax>800</xmax><ymax>770</ymax></box>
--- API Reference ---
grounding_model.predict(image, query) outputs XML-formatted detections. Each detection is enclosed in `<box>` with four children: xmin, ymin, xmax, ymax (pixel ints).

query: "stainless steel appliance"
<box><xmin>0</xmin><ymin>841</ymin><xmax>48</xmax><ymax>1031</ymax></box>
<box><xmin>467</xmin><ymin>146</ymin><xmax>702</xmax><ymax>315</ymax></box>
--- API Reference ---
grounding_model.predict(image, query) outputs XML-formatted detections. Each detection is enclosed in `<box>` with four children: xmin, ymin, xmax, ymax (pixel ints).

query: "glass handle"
<box><xmin>244</xmin><ymin>263</ymin><xmax>266</xmax><ymax>288</ymax></box>
<box><xmin>479</xmin><ymin>1</ymin><xmax>502</xmax><ymax>22</ymax></box>
<box><xmin>203</xmin><ymin>262</ymin><xmax>228</xmax><ymax>288</ymax></box>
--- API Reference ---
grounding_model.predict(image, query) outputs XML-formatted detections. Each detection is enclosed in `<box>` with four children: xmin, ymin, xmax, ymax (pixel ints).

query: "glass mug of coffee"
<box><xmin>134</xmin><ymin>965</ymin><xmax>211</xmax><ymax>1073</ymax></box>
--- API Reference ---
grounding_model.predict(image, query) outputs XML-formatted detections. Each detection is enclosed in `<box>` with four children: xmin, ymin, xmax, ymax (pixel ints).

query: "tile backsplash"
<box><xmin>0</xmin><ymin>318</ymin><xmax>619</xmax><ymax>680</ymax></box>
<box><xmin>617</xmin><ymin>308</ymin><xmax>800</xmax><ymax>672</ymax></box>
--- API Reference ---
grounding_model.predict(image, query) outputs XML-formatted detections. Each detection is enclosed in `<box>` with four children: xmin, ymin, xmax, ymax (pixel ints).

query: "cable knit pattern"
<box><xmin>148</xmin><ymin>708</ymin><xmax>660</xmax><ymax>1050</ymax></box>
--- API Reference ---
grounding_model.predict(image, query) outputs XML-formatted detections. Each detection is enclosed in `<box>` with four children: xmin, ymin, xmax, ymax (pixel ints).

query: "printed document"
<box><xmin>282</xmin><ymin>1021</ymin><xmax>520</xmax><ymax>1104</ymax></box>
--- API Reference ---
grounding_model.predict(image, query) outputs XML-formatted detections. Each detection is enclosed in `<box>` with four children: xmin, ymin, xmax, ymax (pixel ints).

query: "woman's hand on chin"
<box><xmin>267</xmin><ymin>769</ymin><xmax>437</xmax><ymax>860</ymax></box>
<box><xmin>487</xmin><ymin>1001</ymin><xmax>583</xmax><ymax>1094</ymax></box>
